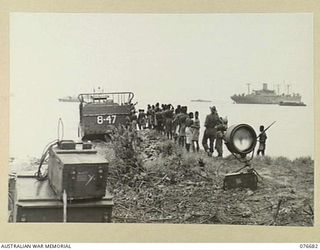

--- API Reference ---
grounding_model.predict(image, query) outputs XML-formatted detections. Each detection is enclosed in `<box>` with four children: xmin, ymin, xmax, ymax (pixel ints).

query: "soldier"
<box><xmin>215</xmin><ymin>117</ymin><xmax>228</xmax><ymax>157</ymax></box>
<box><xmin>202</xmin><ymin>106</ymin><xmax>220</xmax><ymax>156</ymax></box>
<box><xmin>130</xmin><ymin>112</ymin><xmax>138</xmax><ymax>132</ymax></box>
<box><xmin>179</xmin><ymin>106</ymin><xmax>189</xmax><ymax>147</ymax></box>
<box><xmin>175</xmin><ymin>105</ymin><xmax>181</xmax><ymax>115</ymax></box>
<box><xmin>157</xmin><ymin>110</ymin><xmax>165</xmax><ymax>133</ymax></box>
<box><xmin>154</xmin><ymin>103</ymin><xmax>164</xmax><ymax>133</ymax></box>
<box><xmin>185</xmin><ymin>112</ymin><xmax>194</xmax><ymax>152</ymax></box>
<box><xmin>125</xmin><ymin>115</ymin><xmax>131</xmax><ymax>130</ymax></box>
<box><xmin>137</xmin><ymin>109</ymin><xmax>146</xmax><ymax>130</ymax></box>
<box><xmin>154</xmin><ymin>103</ymin><xmax>160</xmax><ymax>130</ymax></box>
<box><xmin>150</xmin><ymin>105</ymin><xmax>156</xmax><ymax>129</ymax></box>
<box><xmin>164</xmin><ymin>105</ymin><xmax>174</xmax><ymax>139</ymax></box>
<box><xmin>192</xmin><ymin>111</ymin><xmax>200</xmax><ymax>152</ymax></box>
<box><xmin>257</xmin><ymin>125</ymin><xmax>267</xmax><ymax>156</ymax></box>
<box><xmin>173</xmin><ymin>105</ymin><xmax>181</xmax><ymax>143</ymax></box>
<box><xmin>174</xmin><ymin>106</ymin><xmax>188</xmax><ymax>147</ymax></box>
<box><xmin>146</xmin><ymin>105</ymin><xmax>153</xmax><ymax>129</ymax></box>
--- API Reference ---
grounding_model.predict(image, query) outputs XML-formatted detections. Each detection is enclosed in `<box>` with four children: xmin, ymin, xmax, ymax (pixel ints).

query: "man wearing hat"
<box><xmin>202</xmin><ymin>106</ymin><xmax>220</xmax><ymax>156</ymax></box>
<box><xmin>137</xmin><ymin>109</ymin><xmax>146</xmax><ymax>130</ymax></box>
<box><xmin>215</xmin><ymin>116</ymin><xmax>228</xmax><ymax>157</ymax></box>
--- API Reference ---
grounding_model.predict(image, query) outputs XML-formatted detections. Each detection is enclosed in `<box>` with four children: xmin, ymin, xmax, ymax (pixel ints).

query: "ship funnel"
<box><xmin>263</xmin><ymin>83</ymin><xmax>268</xmax><ymax>90</ymax></box>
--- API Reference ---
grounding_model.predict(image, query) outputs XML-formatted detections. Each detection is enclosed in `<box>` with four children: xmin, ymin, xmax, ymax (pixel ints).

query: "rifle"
<box><xmin>257</xmin><ymin>121</ymin><xmax>276</xmax><ymax>138</ymax></box>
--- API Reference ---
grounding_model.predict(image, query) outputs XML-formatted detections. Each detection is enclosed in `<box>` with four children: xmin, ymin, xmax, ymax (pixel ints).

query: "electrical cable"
<box><xmin>35</xmin><ymin>141</ymin><xmax>56</xmax><ymax>181</ymax></box>
<box><xmin>41</xmin><ymin>139</ymin><xmax>58</xmax><ymax>155</ymax></box>
<box><xmin>36</xmin><ymin>118</ymin><xmax>65</xmax><ymax>181</ymax></box>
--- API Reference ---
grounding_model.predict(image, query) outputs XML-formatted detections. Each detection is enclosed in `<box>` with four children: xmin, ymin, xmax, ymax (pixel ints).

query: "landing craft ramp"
<box><xmin>78</xmin><ymin>92</ymin><xmax>135</xmax><ymax>141</ymax></box>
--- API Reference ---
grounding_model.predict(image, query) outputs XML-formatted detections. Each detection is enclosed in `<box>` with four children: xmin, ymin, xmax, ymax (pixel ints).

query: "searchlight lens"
<box><xmin>233</xmin><ymin>127</ymin><xmax>255</xmax><ymax>152</ymax></box>
<box><xmin>225</xmin><ymin>124</ymin><xmax>257</xmax><ymax>156</ymax></box>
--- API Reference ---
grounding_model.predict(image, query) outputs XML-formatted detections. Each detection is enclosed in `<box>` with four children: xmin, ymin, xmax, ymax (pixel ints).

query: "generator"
<box><xmin>48</xmin><ymin>140</ymin><xmax>109</xmax><ymax>200</ymax></box>
<box><xmin>10</xmin><ymin>139</ymin><xmax>114</xmax><ymax>223</ymax></box>
<box><xmin>12</xmin><ymin>173</ymin><xmax>113</xmax><ymax>223</ymax></box>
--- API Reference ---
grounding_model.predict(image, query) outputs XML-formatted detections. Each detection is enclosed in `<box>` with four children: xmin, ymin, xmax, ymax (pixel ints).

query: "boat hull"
<box><xmin>58</xmin><ymin>96</ymin><xmax>79</xmax><ymax>102</ymax></box>
<box><xmin>279</xmin><ymin>102</ymin><xmax>306</xmax><ymax>106</ymax></box>
<box><xmin>231</xmin><ymin>95</ymin><xmax>301</xmax><ymax>104</ymax></box>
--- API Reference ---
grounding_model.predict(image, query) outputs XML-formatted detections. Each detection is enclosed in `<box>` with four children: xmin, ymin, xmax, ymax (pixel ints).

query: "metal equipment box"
<box><xmin>12</xmin><ymin>173</ymin><xmax>113</xmax><ymax>223</ymax></box>
<box><xmin>223</xmin><ymin>171</ymin><xmax>258</xmax><ymax>190</ymax></box>
<box><xmin>48</xmin><ymin>141</ymin><xmax>109</xmax><ymax>199</ymax></box>
<box><xmin>58</xmin><ymin>140</ymin><xmax>76</xmax><ymax>150</ymax></box>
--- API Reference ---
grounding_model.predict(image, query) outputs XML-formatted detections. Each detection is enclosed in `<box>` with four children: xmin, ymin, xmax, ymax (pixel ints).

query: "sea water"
<box><xmin>10</xmin><ymin>95</ymin><xmax>314</xmax><ymax>160</ymax></box>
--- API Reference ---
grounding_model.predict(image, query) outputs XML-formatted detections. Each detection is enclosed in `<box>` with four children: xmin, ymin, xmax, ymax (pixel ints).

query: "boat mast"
<box><xmin>246</xmin><ymin>83</ymin><xmax>251</xmax><ymax>95</ymax></box>
<box><xmin>276</xmin><ymin>84</ymin><xmax>280</xmax><ymax>95</ymax></box>
<box><xmin>286</xmin><ymin>84</ymin><xmax>290</xmax><ymax>95</ymax></box>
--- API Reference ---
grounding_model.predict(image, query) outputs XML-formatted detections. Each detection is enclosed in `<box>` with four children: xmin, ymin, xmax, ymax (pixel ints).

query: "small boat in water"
<box><xmin>190</xmin><ymin>99</ymin><xmax>212</xmax><ymax>103</ymax></box>
<box><xmin>279</xmin><ymin>101</ymin><xmax>306</xmax><ymax>106</ymax></box>
<box><xmin>58</xmin><ymin>96</ymin><xmax>79</xmax><ymax>102</ymax></box>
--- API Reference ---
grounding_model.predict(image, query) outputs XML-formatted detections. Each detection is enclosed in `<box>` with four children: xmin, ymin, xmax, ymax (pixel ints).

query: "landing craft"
<box><xmin>78</xmin><ymin>92</ymin><xmax>135</xmax><ymax>141</ymax></box>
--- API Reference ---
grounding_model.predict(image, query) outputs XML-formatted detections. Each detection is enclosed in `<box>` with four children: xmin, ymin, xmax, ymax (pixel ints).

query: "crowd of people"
<box><xmin>125</xmin><ymin>103</ymin><xmax>229</xmax><ymax>157</ymax></box>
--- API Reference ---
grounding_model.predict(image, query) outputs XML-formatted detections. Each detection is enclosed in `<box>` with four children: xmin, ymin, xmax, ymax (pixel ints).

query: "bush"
<box><xmin>110</xmin><ymin>128</ymin><xmax>144</xmax><ymax>174</ymax></box>
<box><xmin>262</xmin><ymin>155</ymin><xmax>273</xmax><ymax>165</ymax></box>
<box><xmin>293</xmin><ymin>156</ymin><xmax>313</xmax><ymax>166</ymax></box>
<box><xmin>159</xmin><ymin>140</ymin><xmax>180</xmax><ymax>157</ymax></box>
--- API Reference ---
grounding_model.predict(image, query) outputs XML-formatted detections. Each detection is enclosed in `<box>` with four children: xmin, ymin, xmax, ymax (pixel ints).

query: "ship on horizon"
<box><xmin>231</xmin><ymin>83</ymin><xmax>302</xmax><ymax>105</ymax></box>
<box><xmin>58</xmin><ymin>87</ymin><xmax>105</xmax><ymax>103</ymax></box>
<box><xmin>190</xmin><ymin>99</ymin><xmax>212</xmax><ymax>103</ymax></box>
<box><xmin>58</xmin><ymin>96</ymin><xmax>79</xmax><ymax>102</ymax></box>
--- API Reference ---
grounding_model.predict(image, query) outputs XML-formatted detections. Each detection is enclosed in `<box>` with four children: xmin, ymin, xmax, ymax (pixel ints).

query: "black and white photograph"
<box><xmin>8</xmin><ymin>13</ymin><xmax>314</xmax><ymax>226</ymax></box>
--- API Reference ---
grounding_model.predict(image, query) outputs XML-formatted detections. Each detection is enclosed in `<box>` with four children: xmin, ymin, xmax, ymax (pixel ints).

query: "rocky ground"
<box><xmin>9</xmin><ymin>129</ymin><xmax>314</xmax><ymax>226</ymax></box>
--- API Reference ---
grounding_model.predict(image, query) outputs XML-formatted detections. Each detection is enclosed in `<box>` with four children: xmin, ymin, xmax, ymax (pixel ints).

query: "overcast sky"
<box><xmin>10</xmin><ymin>13</ymin><xmax>313</xmax><ymax>104</ymax></box>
